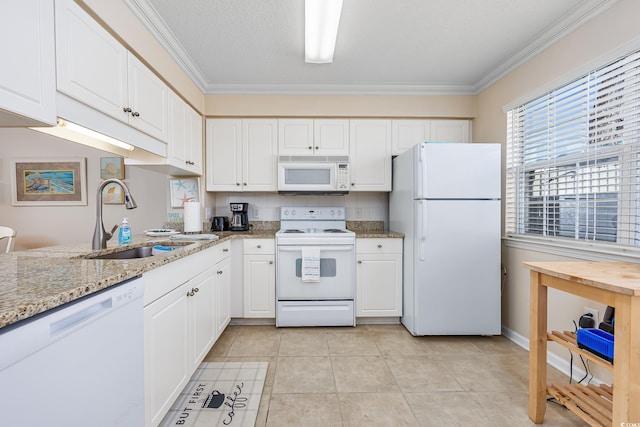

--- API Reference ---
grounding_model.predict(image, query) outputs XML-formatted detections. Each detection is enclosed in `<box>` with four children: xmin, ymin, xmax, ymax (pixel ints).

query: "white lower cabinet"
<box><xmin>143</xmin><ymin>242</ymin><xmax>230</xmax><ymax>427</ymax></box>
<box><xmin>214</xmin><ymin>249</ymin><xmax>231</xmax><ymax>339</ymax></box>
<box><xmin>243</xmin><ymin>239</ymin><xmax>276</xmax><ymax>318</ymax></box>
<box><xmin>356</xmin><ymin>238</ymin><xmax>403</xmax><ymax>317</ymax></box>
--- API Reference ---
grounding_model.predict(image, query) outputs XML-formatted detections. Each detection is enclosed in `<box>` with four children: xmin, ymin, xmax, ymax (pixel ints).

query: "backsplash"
<box><xmin>212</xmin><ymin>192</ymin><xmax>389</xmax><ymax>223</ymax></box>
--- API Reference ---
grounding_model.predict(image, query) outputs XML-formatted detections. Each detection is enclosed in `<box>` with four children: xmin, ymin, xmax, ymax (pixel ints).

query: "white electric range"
<box><xmin>275</xmin><ymin>206</ymin><xmax>356</xmax><ymax>327</ymax></box>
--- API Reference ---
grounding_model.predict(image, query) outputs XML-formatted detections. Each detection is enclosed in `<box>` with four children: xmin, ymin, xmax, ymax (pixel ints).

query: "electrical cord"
<box><xmin>571</xmin><ymin>320</ymin><xmax>592</xmax><ymax>384</ymax></box>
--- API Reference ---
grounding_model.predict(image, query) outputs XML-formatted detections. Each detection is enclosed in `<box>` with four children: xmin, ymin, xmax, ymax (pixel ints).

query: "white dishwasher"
<box><xmin>0</xmin><ymin>276</ymin><xmax>145</xmax><ymax>427</ymax></box>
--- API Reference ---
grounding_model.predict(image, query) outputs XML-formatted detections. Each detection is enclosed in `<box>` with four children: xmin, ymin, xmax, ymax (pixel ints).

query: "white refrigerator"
<box><xmin>390</xmin><ymin>142</ymin><xmax>501</xmax><ymax>335</ymax></box>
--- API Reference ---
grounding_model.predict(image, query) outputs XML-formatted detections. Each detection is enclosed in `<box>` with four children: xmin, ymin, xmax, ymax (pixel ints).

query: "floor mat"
<box><xmin>159</xmin><ymin>361</ymin><xmax>268</xmax><ymax>427</ymax></box>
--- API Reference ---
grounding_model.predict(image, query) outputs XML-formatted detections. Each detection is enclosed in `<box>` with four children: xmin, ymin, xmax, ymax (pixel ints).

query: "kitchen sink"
<box><xmin>81</xmin><ymin>242</ymin><xmax>194</xmax><ymax>260</ymax></box>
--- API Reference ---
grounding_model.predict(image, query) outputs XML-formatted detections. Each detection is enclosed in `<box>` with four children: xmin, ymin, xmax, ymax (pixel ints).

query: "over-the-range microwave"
<box><xmin>277</xmin><ymin>156</ymin><xmax>350</xmax><ymax>195</ymax></box>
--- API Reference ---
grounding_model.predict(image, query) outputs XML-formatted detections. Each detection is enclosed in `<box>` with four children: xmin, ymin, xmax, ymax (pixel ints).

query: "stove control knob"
<box><xmin>330</xmin><ymin>209</ymin><xmax>335</xmax><ymax>216</ymax></box>
<box><xmin>284</xmin><ymin>210</ymin><xmax>289</xmax><ymax>216</ymax></box>
<box><xmin>336</xmin><ymin>209</ymin><xmax>343</xmax><ymax>216</ymax></box>
<box><xmin>291</xmin><ymin>209</ymin><xmax>296</xmax><ymax>216</ymax></box>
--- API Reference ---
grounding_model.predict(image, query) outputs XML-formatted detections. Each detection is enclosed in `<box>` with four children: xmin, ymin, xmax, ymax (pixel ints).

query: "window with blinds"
<box><xmin>506</xmin><ymin>49</ymin><xmax>640</xmax><ymax>248</ymax></box>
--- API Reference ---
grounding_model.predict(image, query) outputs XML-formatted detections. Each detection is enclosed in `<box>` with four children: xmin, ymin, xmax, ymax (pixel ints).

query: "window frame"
<box><xmin>505</xmin><ymin>48</ymin><xmax>640</xmax><ymax>259</ymax></box>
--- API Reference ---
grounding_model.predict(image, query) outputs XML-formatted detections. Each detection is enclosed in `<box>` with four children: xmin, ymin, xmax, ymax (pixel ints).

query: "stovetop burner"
<box><xmin>323</xmin><ymin>228</ymin><xmax>347</xmax><ymax>233</ymax></box>
<box><xmin>282</xmin><ymin>229</ymin><xmax>304</xmax><ymax>233</ymax></box>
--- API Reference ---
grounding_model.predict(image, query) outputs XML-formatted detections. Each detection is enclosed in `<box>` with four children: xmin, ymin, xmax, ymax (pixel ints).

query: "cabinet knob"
<box><xmin>269</xmin><ymin>260</ymin><xmax>273</xmax><ymax>264</ymax></box>
<box><xmin>236</xmin><ymin>183</ymin><xmax>241</xmax><ymax>186</ymax></box>
<box><xmin>217</xmin><ymin>270</ymin><xmax>223</xmax><ymax>275</ymax></box>
<box><xmin>308</xmin><ymin>146</ymin><xmax>313</xmax><ymax>150</ymax></box>
<box><xmin>358</xmin><ymin>260</ymin><xmax>362</xmax><ymax>264</ymax></box>
<box><xmin>378</xmin><ymin>244</ymin><xmax>382</xmax><ymax>248</ymax></box>
<box><xmin>223</xmin><ymin>248</ymin><xmax>229</xmax><ymax>252</ymax></box>
<box><xmin>132</xmin><ymin>111</ymin><xmax>140</xmax><ymax>117</ymax></box>
<box><xmin>257</xmin><ymin>244</ymin><xmax>262</xmax><ymax>248</ymax></box>
<box><xmin>123</xmin><ymin>107</ymin><xmax>132</xmax><ymax>113</ymax></box>
<box><xmin>351</xmin><ymin>183</ymin><xmax>355</xmax><ymax>186</ymax></box>
<box><xmin>243</xmin><ymin>183</ymin><xmax>247</xmax><ymax>186</ymax></box>
<box><xmin>315</xmin><ymin>146</ymin><xmax>319</xmax><ymax>150</ymax></box>
<box><xmin>193</xmin><ymin>287</ymin><xmax>199</xmax><ymax>293</ymax></box>
<box><xmin>187</xmin><ymin>290</ymin><xmax>194</xmax><ymax>297</ymax></box>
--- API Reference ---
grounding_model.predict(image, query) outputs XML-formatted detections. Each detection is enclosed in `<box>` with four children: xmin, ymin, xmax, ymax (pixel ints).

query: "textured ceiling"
<box><xmin>125</xmin><ymin>0</ymin><xmax>616</xmax><ymax>94</ymax></box>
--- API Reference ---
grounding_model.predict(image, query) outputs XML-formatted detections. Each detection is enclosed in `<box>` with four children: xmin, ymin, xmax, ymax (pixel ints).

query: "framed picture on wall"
<box><xmin>100</xmin><ymin>157</ymin><xmax>125</xmax><ymax>179</ymax></box>
<box><xmin>10</xmin><ymin>158</ymin><xmax>87</xmax><ymax>206</ymax></box>
<box><xmin>102</xmin><ymin>182</ymin><xmax>125</xmax><ymax>204</ymax></box>
<box><xmin>169</xmin><ymin>178</ymin><xmax>199</xmax><ymax>208</ymax></box>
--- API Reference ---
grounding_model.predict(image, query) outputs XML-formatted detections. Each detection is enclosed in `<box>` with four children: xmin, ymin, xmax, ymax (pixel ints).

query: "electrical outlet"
<box><xmin>355</xmin><ymin>208</ymin><xmax>363</xmax><ymax>218</ymax></box>
<box><xmin>252</xmin><ymin>206</ymin><xmax>260</xmax><ymax>219</ymax></box>
<box><xmin>584</xmin><ymin>307</ymin><xmax>599</xmax><ymax>324</ymax></box>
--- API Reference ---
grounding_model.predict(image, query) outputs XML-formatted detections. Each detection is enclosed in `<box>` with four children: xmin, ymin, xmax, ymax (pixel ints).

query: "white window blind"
<box><xmin>506</xmin><ymin>49</ymin><xmax>640</xmax><ymax>248</ymax></box>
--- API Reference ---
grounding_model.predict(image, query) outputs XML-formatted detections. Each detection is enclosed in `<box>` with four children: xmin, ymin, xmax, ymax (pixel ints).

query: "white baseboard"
<box><xmin>501</xmin><ymin>325</ymin><xmax>605</xmax><ymax>385</ymax></box>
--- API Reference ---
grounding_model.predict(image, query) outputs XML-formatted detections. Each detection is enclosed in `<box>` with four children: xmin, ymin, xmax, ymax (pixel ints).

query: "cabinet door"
<box><xmin>189</xmin><ymin>269</ymin><xmax>216</xmax><ymax>371</ymax></box>
<box><xmin>187</xmin><ymin>105</ymin><xmax>203</xmax><ymax>174</ymax></box>
<box><xmin>243</xmin><ymin>254</ymin><xmax>275</xmax><ymax>318</ymax></box>
<box><xmin>392</xmin><ymin>120</ymin><xmax>430</xmax><ymax>155</ymax></box>
<box><xmin>168</xmin><ymin>91</ymin><xmax>202</xmax><ymax>175</ymax></box>
<box><xmin>55</xmin><ymin>0</ymin><xmax>129</xmax><ymax>124</ymax></box>
<box><xmin>315</xmin><ymin>119</ymin><xmax>350</xmax><ymax>155</ymax></box>
<box><xmin>206</xmin><ymin>119</ymin><xmax>242</xmax><ymax>191</ymax></box>
<box><xmin>349</xmin><ymin>119</ymin><xmax>392</xmax><ymax>191</ymax></box>
<box><xmin>144</xmin><ymin>284</ymin><xmax>190</xmax><ymax>427</ymax></box>
<box><xmin>0</xmin><ymin>0</ymin><xmax>56</xmax><ymax>126</ymax></box>
<box><xmin>127</xmin><ymin>53</ymin><xmax>168</xmax><ymax>142</ymax></box>
<box><xmin>215</xmin><ymin>257</ymin><xmax>231</xmax><ymax>339</ymax></box>
<box><xmin>430</xmin><ymin>119</ymin><xmax>471</xmax><ymax>143</ymax></box>
<box><xmin>278</xmin><ymin>119</ymin><xmax>314</xmax><ymax>155</ymax></box>
<box><xmin>167</xmin><ymin>91</ymin><xmax>188</xmax><ymax>166</ymax></box>
<box><xmin>356</xmin><ymin>253</ymin><xmax>402</xmax><ymax>317</ymax></box>
<box><xmin>243</xmin><ymin>119</ymin><xmax>278</xmax><ymax>191</ymax></box>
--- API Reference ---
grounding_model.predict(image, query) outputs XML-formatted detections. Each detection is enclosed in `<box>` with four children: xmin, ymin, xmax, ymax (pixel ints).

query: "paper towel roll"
<box><xmin>183</xmin><ymin>201</ymin><xmax>202</xmax><ymax>233</ymax></box>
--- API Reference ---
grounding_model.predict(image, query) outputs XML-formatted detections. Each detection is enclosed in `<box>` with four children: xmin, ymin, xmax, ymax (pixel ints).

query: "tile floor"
<box><xmin>204</xmin><ymin>324</ymin><xmax>587</xmax><ymax>426</ymax></box>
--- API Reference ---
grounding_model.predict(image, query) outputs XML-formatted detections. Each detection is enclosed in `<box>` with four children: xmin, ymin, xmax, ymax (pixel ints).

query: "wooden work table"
<box><xmin>524</xmin><ymin>261</ymin><xmax>640</xmax><ymax>426</ymax></box>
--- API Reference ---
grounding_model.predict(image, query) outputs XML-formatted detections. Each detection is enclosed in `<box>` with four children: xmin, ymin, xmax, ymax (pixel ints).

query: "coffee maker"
<box><xmin>229</xmin><ymin>202</ymin><xmax>249</xmax><ymax>231</ymax></box>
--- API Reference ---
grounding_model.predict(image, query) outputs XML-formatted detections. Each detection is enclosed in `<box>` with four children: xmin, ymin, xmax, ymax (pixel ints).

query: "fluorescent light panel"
<box><xmin>305</xmin><ymin>0</ymin><xmax>343</xmax><ymax>63</ymax></box>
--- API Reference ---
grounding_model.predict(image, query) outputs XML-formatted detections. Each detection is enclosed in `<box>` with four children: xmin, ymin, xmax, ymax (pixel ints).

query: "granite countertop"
<box><xmin>0</xmin><ymin>223</ymin><xmax>400</xmax><ymax>330</ymax></box>
<box><xmin>0</xmin><ymin>230</ymin><xmax>276</xmax><ymax>330</ymax></box>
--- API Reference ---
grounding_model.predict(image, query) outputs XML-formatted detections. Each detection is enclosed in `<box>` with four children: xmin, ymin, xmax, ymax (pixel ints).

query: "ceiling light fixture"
<box><xmin>31</xmin><ymin>119</ymin><xmax>136</xmax><ymax>154</ymax></box>
<box><xmin>305</xmin><ymin>0</ymin><xmax>343</xmax><ymax>64</ymax></box>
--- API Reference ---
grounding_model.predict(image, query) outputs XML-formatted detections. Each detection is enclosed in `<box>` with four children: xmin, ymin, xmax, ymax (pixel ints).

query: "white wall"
<box><xmin>0</xmin><ymin>128</ymin><xmax>169</xmax><ymax>250</ymax></box>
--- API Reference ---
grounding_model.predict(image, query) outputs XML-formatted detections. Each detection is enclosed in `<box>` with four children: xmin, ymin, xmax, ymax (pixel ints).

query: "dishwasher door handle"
<box><xmin>50</xmin><ymin>297</ymin><xmax>113</xmax><ymax>337</ymax></box>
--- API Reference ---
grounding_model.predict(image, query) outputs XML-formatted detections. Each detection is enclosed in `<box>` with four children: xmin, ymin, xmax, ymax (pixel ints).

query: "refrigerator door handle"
<box><xmin>418</xmin><ymin>200</ymin><xmax>426</xmax><ymax>261</ymax></box>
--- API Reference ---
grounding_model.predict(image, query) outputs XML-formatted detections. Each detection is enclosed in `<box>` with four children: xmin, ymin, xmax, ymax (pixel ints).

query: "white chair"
<box><xmin>0</xmin><ymin>226</ymin><xmax>16</xmax><ymax>253</ymax></box>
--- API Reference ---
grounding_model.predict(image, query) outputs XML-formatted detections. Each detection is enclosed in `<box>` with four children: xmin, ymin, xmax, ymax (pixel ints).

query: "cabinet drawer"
<box><xmin>243</xmin><ymin>239</ymin><xmax>275</xmax><ymax>255</ymax></box>
<box><xmin>211</xmin><ymin>240</ymin><xmax>231</xmax><ymax>261</ymax></box>
<box><xmin>356</xmin><ymin>238</ymin><xmax>402</xmax><ymax>254</ymax></box>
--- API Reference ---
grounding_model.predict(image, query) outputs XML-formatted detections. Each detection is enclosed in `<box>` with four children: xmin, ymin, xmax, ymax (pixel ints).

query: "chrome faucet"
<box><xmin>92</xmin><ymin>178</ymin><xmax>137</xmax><ymax>250</ymax></box>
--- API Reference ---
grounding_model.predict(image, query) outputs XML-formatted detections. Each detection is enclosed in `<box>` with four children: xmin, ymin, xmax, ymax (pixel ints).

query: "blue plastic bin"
<box><xmin>577</xmin><ymin>328</ymin><xmax>614</xmax><ymax>363</ymax></box>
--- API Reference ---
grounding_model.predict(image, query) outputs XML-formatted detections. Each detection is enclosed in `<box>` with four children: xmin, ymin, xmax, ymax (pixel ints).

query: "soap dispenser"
<box><xmin>118</xmin><ymin>218</ymin><xmax>132</xmax><ymax>245</ymax></box>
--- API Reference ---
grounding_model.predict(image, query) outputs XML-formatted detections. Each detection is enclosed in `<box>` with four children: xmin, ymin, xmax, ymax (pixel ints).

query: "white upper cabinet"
<box><xmin>392</xmin><ymin>120</ymin><xmax>431</xmax><ymax>155</ymax></box>
<box><xmin>392</xmin><ymin>119</ymin><xmax>471</xmax><ymax>155</ymax></box>
<box><xmin>430</xmin><ymin>119</ymin><xmax>471</xmax><ymax>144</ymax></box>
<box><xmin>55</xmin><ymin>0</ymin><xmax>168</xmax><ymax>142</ymax></box>
<box><xmin>278</xmin><ymin>119</ymin><xmax>349</xmax><ymax>156</ymax></box>
<box><xmin>206</xmin><ymin>119</ymin><xmax>278</xmax><ymax>192</ymax></box>
<box><xmin>349</xmin><ymin>119</ymin><xmax>392</xmax><ymax>191</ymax></box>
<box><xmin>167</xmin><ymin>91</ymin><xmax>203</xmax><ymax>175</ymax></box>
<box><xmin>127</xmin><ymin>55</ymin><xmax>169</xmax><ymax>142</ymax></box>
<box><xmin>0</xmin><ymin>0</ymin><xmax>56</xmax><ymax>127</ymax></box>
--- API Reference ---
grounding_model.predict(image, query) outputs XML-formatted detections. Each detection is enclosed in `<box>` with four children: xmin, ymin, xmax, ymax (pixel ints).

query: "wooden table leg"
<box><xmin>612</xmin><ymin>294</ymin><xmax>640</xmax><ymax>425</ymax></box>
<box><xmin>529</xmin><ymin>271</ymin><xmax>548</xmax><ymax>424</ymax></box>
